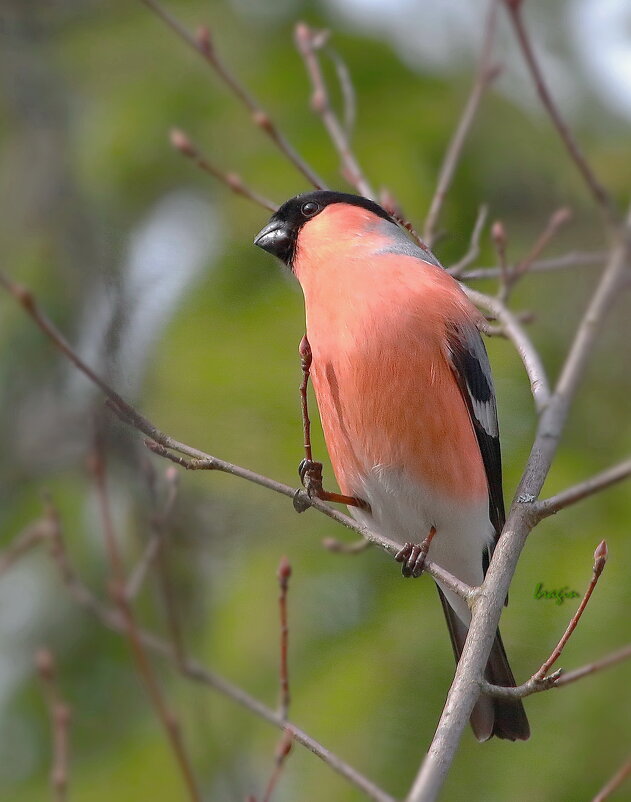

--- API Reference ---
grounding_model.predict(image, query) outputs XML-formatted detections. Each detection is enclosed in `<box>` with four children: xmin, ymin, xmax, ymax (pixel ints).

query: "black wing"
<box><xmin>445</xmin><ymin>321</ymin><xmax>505</xmax><ymax>544</ymax></box>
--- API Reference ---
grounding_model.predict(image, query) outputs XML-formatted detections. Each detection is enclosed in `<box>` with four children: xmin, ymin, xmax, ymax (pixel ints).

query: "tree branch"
<box><xmin>40</xmin><ymin>506</ymin><xmax>396</xmax><ymax>802</ymax></box>
<box><xmin>483</xmin><ymin>540</ymin><xmax>609</xmax><ymax>699</ymax></box>
<box><xmin>533</xmin><ymin>458</ymin><xmax>631</xmax><ymax>521</ymax></box>
<box><xmin>423</xmin><ymin>0</ymin><xmax>500</xmax><ymax>246</ymax></box>
<box><xmin>593</xmin><ymin>754</ymin><xmax>631</xmax><ymax>802</ymax></box>
<box><xmin>139</xmin><ymin>0</ymin><xmax>326</xmax><ymax>189</ymax></box>
<box><xmin>406</xmin><ymin>206</ymin><xmax>631</xmax><ymax>802</ymax></box>
<box><xmin>502</xmin><ymin>0</ymin><xmax>618</xmax><ymax>226</ymax></box>
<box><xmin>36</xmin><ymin>649</ymin><xmax>71</xmax><ymax>802</ymax></box>
<box><xmin>294</xmin><ymin>23</ymin><xmax>375</xmax><ymax>198</ymax></box>
<box><xmin>170</xmin><ymin>128</ymin><xmax>278</xmax><ymax>211</ymax></box>
<box><xmin>465</xmin><ymin>286</ymin><xmax>551</xmax><ymax>412</ymax></box>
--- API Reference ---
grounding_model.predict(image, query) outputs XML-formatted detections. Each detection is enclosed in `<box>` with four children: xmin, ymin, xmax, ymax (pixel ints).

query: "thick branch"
<box><xmin>407</xmin><ymin>208</ymin><xmax>631</xmax><ymax>802</ymax></box>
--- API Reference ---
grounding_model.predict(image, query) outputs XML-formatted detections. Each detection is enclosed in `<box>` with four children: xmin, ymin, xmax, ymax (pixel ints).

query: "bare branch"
<box><xmin>276</xmin><ymin>557</ymin><xmax>292</xmax><ymax>721</ymax></box>
<box><xmin>139</xmin><ymin>0</ymin><xmax>326</xmax><ymax>188</ymax></box>
<box><xmin>535</xmin><ymin>540</ymin><xmax>607</xmax><ymax>680</ymax></box>
<box><xmin>502</xmin><ymin>0</ymin><xmax>618</xmax><ymax>226</ymax></box>
<box><xmin>423</xmin><ymin>0</ymin><xmax>500</xmax><ymax>246</ymax></box>
<box><xmin>40</xmin><ymin>513</ymin><xmax>396</xmax><ymax>802</ymax></box>
<box><xmin>170</xmin><ymin>128</ymin><xmax>278</xmax><ymax>211</ymax></box>
<box><xmin>534</xmin><ymin>458</ymin><xmax>631</xmax><ymax>521</ymax></box>
<box><xmin>465</xmin><ymin>286</ymin><xmax>551</xmax><ymax>412</ymax></box>
<box><xmin>36</xmin><ymin>649</ymin><xmax>71</xmax><ymax>802</ymax></box>
<box><xmin>593</xmin><ymin>755</ymin><xmax>631</xmax><ymax>802</ymax></box>
<box><xmin>484</xmin><ymin>540</ymin><xmax>609</xmax><ymax>701</ymax></box>
<box><xmin>0</xmin><ymin>518</ymin><xmax>51</xmax><ymax>577</ymax></box>
<box><xmin>555</xmin><ymin>642</ymin><xmax>631</xmax><ymax>689</ymax></box>
<box><xmin>408</xmin><ymin>207</ymin><xmax>631</xmax><ymax>801</ymax></box>
<box><xmin>499</xmin><ymin>207</ymin><xmax>572</xmax><ymax>301</ymax></box>
<box><xmin>460</xmin><ymin>249</ymin><xmax>607</xmax><ymax>280</ymax></box>
<box><xmin>294</xmin><ymin>22</ymin><xmax>375</xmax><ymax>199</ymax></box>
<box><xmin>322</xmin><ymin>536</ymin><xmax>373</xmax><ymax>554</ymax></box>
<box><xmin>447</xmin><ymin>205</ymin><xmax>489</xmax><ymax>276</ymax></box>
<box><xmin>89</xmin><ymin>447</ymin><xmax>202</xmax><ymax>802</ymax></box>
<box><xmin>325</xmin><ymin>44</ymin><xmax>357</xmax><ymax>138</ymax></box>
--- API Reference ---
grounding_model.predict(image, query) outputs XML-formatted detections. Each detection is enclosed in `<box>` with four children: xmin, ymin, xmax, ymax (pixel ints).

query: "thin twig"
<box><xmin>423</xmin><ymin>0</ymin><xmax>501</xmax><ymax>246</ymax></box>
<box><xmin>535</xmin><ymin>539</ymin><xmax>608</xmax><ymax>680</ymax></box>
<box><xmin>447</xmin><ymin>205</ymin><xmax>489</xmax><ymax>276</ymax></box>
<box><xmin>139</xmin><ymin>0</ymin><xmax>325</xmax><ymax>188</ymax></box>
<box><xmin>41</xmin><ymin>514</ymin><xmax>396</xmax><ymax>802</ymax></box>
<box><xmin>490</xmin><ymin>219</ymin><xmax>509</xmax><ymax>292</ymax></box>
<box><xmin>294</xmin><ymin>22</ymin><xmax>374</xmax><ymax>199</ymax></box>
<box><xmin>88</xmin><ymin>445</ymin><xmax>202</xmax><ymax>802</ymax></box>
<box><xmin>322</xmin><ymin>536</ymin><xmax>373</xmax><ymax>554</ymax></box>
<box><xmin>593</xmin><ymin>755</ymin><xmax>631</xmax><ymax>802</ymax></box>
<box><xmin>460</xmin><ymin>249</ymin><xmax>607</xmax><ymax>280</ymax></box>
<box><xmin>277</xmin><ymin>557</ymin><xmax>292</xmax><ymax>721</ymax></box>
<box><xmin>170</xmin><ymin>129</ymin><xmax>278</xmax><ymax>211</ymax></box>
<box><xmin>36</xmin><ymin>649</ymin><xmax>71</xmax><ymax>802</ymax></box>
<box><xmin>502</xmin><ymin>0</ymin><xmax>618</xmax><ymax>226</ymax></box>
<box><xmin>259</xmin><ymin>557</ymin><xmax>295</xmax><ymax>802</ymax></box>
<box><xmin>465</xmin><ymin>285</ymin><xmax>551</xmax><ymax>412</ymax></box>
<box><xmin>499</xmin><ymin>207</ymin><xmax>572</xmax><ymax>301</ymax></box>
<box><xmin>533</xmin><ymin>458</ymin><xmax>631</xmax><ymax>521</ymax></box>
<box><xmin>0</xmin><ymin>269</ymin><xmax>475</xmax><ymax>602</ymax></box>
<box><xmin>0</xmin><ymin>518</ymin><xmax>51</xmax><ymax>577</ymax></box>
<box><xmin>483</xmin><ymin>540</ymin><xmax>609</xmax><ymax>700</ymax></box>
<box><xmin>325</xmin><ymin>44</ymin><xmax>357</xmax><ymax>138</ymax></box>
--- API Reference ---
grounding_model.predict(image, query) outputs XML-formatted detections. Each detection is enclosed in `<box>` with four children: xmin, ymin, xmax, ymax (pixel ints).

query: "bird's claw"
<box><xmin>293</xmin><ymin>489</ymin><xmax>312</xmax><ymax>514</ymax></box>
<box><xmin>298</xmin><ymin>458</ymin><xmax>324</xmax><ymax>497</ymax></box>
<box><xmin>395</xmin><ymin>541</ymin><xmax>429</xmax><ymax>578</ymax></box>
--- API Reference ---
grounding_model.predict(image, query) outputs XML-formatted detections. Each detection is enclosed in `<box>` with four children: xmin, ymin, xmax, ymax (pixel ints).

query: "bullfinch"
<box><xmin>254</xmin><ymin>190</ymin><xmax>530</xmax><ymax>741</ymax></box>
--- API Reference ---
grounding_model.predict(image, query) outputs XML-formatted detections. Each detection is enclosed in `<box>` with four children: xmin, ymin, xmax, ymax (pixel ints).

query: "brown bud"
<box><xmin>294</xmin><ymin>21</ymin><xmax>311</xmax><ymax>47</ymax></box>
<box><xmin>170</xmin><ymin>128</ymin><xmax>197</xmax><ymax>159</ymax></box>
<box><xmin>277</xmin><ymin>556</ymin><xmax>292</xmax><ymax>585</ymax></box>
<box><xmin>35</xmin><ymin>648</ymin><xmax>55</xmax><ymax>679</ymax></box>
<box><xmin>196</xmin><ymin>25</ymin><xmax>213</xmax><ymax>57</ymax></box>
<box><xmin>593</xmin><ymin>539</ymin><xmax>608</xmax><ymax>575</ymax></box>
<box><xmin>491</xmin><ymin>220</ymin><xmax>507</xmax><ymax>248</ymax></box>
<box><xmin>550</xmin><ymin>206</ymin><xmax>572</xmax><ymax>228</ymax></box>
<box><xmin>252</xmin><ymin>110</ymin><xmax>273</xmax><ymax>133</ymax></box>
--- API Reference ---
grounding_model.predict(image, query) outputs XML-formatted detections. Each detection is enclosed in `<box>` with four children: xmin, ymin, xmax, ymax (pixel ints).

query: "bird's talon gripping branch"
<box><xmin>395</xmin><ymin>527</ymin><xmax>437</xmax><ymax>578</ymax></box>
<box><xmin>297</xmin><ymin>458</ymin><xmax>370</xmax><ymax>510</ymax></box>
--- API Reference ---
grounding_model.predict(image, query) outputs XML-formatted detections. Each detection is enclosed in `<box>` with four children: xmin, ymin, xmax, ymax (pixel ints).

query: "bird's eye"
<box><xmin>301</xmin><ymin>201</ymin><xmax>320</xmax><ymax>217</ymax></box>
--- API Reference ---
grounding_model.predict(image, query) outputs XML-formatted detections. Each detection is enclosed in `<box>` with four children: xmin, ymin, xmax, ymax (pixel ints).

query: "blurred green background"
<box><xmin>1</xmin><ymin>1</ymin><xmax>629</xmax><ymax>800</ymax></box>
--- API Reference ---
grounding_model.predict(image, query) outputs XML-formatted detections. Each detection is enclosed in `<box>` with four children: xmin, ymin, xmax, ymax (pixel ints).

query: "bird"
<box><xmin>254</xmin><ymin>190</ymin><xmax>530</xmax><ymax>741</ymax></box>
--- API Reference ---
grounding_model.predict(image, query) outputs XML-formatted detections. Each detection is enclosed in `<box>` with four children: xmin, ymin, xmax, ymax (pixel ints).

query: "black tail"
<box><xmin>437</xmin><ymin>587</ymin><xmax>530</xmax><ymax>741</ymax></box>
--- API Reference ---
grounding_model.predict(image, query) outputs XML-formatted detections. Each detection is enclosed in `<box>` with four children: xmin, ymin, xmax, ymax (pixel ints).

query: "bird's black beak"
<box><xmin>253</xmin><ymin>219</ymin><xmax>293</xmax><ymax>264</ymax></box>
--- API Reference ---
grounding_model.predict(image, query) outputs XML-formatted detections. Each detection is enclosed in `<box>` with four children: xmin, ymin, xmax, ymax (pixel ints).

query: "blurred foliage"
<box><xmin>0</xmin><ymin>1</ymin><xmax>629</xmax><ymax>801</ymax></box>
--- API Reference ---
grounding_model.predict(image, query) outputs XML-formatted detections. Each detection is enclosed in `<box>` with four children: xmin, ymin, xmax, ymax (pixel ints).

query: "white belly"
<box><xmin>348</xmin><ymin>465</ymin><xmax>494</xmax><ymax>624</ymax></box>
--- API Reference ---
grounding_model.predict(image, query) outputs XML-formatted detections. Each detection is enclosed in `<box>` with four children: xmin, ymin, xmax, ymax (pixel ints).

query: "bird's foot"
<box><xmin>297</xmin><ymin>459</ymin><xmax>370</xmax><ymax>511</ymax></box>
<box><xmin>394</xmin><ymin>526</ymin><xmax>437</xmax><ymax>578</ymax></box>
